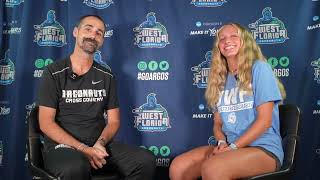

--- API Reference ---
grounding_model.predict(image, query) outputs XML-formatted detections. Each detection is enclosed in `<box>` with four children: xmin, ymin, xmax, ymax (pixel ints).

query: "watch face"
<box><xmin>229</xmin><ymin>143</ymin><xmax>238</xmax><ymax>150</ymax></box>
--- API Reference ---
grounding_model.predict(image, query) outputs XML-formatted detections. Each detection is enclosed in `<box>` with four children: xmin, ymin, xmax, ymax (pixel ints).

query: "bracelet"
<box><xmin>217</xmin><ymin>140</ymin><xmax>227</xmax><ymax>146</ymax></box>
<box><xmin>98</xmin><ymin>137</ymin><xmax>107</xmax><ymax>146</ymax></box>
<box><xmin>76</xmin><ymin>143</ymin><xmax>88</xmax><ymax>152</ymax></box>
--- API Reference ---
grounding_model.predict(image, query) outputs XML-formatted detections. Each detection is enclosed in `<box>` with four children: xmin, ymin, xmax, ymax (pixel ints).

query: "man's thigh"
<box><xmin>44</xmin><ymin>147</ymin><xmax>91</xmax><ymax>177</ymax></box>
<box><xmin>106</xmin><ymin>141</ymin><xmax>155</xmax><ymax>172</ymax></box>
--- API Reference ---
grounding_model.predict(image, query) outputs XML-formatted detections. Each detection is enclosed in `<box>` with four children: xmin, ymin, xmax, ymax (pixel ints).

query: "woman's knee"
<box><xmin>201</xmin><ymin>158</ymin><xmax>230</xmax><ymax>180</ymax></box>
<box><xmin>169</xmin><ymin>156</ymin><xmax>187</xmax><ymax>179</ymax></box>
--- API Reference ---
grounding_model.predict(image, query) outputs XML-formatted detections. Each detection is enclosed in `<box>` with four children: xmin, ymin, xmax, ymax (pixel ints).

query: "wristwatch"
<box><xmin>229</xmin><ymin>143</ymin><xmax>238</xmax><ymax>150</ymax></box>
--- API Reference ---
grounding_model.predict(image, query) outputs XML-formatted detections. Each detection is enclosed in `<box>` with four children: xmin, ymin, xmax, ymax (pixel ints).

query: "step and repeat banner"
<box><xmin>0</xmin><ymin>0</ymin><xmax>320</xmax><ymax>179</ymax></box>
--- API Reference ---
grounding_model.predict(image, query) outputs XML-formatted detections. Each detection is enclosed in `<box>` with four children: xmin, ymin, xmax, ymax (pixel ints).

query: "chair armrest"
<box><xmin>28</xmin><ymin>163</ymin><xmax>58</xmax><ymax>180</ymax></box>
<box><xmin>246</xmin><ymin>168</ymin><xmax>292</xmax><ymax>180</ymax></box>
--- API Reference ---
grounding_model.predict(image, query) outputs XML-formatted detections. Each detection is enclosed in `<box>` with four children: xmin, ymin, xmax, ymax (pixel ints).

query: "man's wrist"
<box><xmin>97</xmin><ymin>137</ymin><xmax>107</xmax><ymax>146</ymax></box>
<box><xmin>76</xmin><ymin>143</ymin><xmax>88</xmax><ymax>152</ymax></box>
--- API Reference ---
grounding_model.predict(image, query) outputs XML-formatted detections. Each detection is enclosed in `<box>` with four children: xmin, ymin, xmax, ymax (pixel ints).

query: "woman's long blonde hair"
<box><xmin>205</xmin><ymin>23</ymin><xmax>286</xmax><ymax>109</ymax></box>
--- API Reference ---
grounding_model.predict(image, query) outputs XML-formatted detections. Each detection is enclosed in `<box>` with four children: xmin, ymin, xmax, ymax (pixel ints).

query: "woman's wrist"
<box><xmin>229</xmin><ymin>143</ymin><xmax>238</xmax><ymax>150</ymax></box>
<box><xmin>217</xmin><ymin>140</ymin><xmax>227</xmax><ymax>146</ymax></box>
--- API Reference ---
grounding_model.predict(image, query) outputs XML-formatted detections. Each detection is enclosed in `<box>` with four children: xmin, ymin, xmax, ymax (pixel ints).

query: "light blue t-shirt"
<box><xmin>216</xmin><ymin>60</ymin><xmax>283</xmax><ymax>164</ymax></box>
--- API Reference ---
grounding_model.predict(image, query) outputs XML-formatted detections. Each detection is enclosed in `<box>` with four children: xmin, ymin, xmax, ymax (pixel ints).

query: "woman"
<box><xmin>169</xmin><ymin>23</ymin><xmax>286</xmax><ymax>180</ymax></box>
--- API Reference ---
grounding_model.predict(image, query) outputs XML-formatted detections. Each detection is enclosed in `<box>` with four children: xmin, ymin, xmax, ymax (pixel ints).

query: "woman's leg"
<box><xmin>201</xmin><ymin>147</ymin><xmax>277</xmax><ymax>180</ymax></box>
<box><xmin>169</xmin><ymin>146</ymin><xmax>211</xmax><ymax>180</ymax></box>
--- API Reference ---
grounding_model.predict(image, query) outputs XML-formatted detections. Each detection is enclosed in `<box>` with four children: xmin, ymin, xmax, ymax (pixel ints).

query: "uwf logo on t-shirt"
<box><xmin>133</xmin><ymin>12</ymin><xmax>170</xmax><ymax>48</ymax></box>
<box><xmin>191</xmin><ymin>51</ymin><xmax>211</xmax><ymax>88</ymax></box>
<box><xmin>190</xmin><ymin>0</ymin><xmax>227</xmax><ymax>7</ymax></box>
<box><xmin>132</xmin><ymin>93</ymin><xmax>171</xmax><ymax>132</ymax></box>
<box><xmin>5</xmin><ymin>0</ymin><xmax>23</xmax><ymax>8</ymax></box>
<box><xmin>249</xmin><ymin>7</ymin><xmax>289</xmax><ymax>44</ymax></box>
<box><xmin>34</xmin><ymin>10</ymin><xmax>67</xmax><ymax>47</ymax></box>
<box><xmin>83</xmin><ymin>0</ymin><xmax>113</xmax><ymax>9</ymax></box>
<box><xmin>0</xmin><ymin>50</ymin><xmax>15</xmax><ymax>85</ymax></box>
<box><xmin>217</xmin><ymin>87</ymin><xmax>253</xmax><ymax>113</ymax></box>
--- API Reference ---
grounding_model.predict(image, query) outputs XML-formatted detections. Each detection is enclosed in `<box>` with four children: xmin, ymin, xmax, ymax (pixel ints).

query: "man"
<box><xmin>37</xmin><ymin>15</ymin><xmax>156</xmax><ymax>180</ymax></box>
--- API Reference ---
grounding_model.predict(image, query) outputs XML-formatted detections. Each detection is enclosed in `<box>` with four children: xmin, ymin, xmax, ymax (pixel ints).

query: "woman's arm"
<box><xmin>213</xmin><ymin>112</ymin><xmax>226</xmax><ymax>143</ymax></box>
<box><xmin>233</xmin><ymin>102</ymin><xmax>274</xmax><ymax>148</ymax></box>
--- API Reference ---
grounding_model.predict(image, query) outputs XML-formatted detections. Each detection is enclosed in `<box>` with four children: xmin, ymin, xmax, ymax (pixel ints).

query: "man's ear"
<box><xmin>73</xmin><ymin>27</ymin><xmax>78</xmax><ymax>38</ymax></box>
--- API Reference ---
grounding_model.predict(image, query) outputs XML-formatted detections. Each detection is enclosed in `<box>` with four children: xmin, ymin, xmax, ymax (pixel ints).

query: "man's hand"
<box><xmin>81</xmin><ymin>146</ymin><xmax>108</xmax><ymax>169</ymax></box>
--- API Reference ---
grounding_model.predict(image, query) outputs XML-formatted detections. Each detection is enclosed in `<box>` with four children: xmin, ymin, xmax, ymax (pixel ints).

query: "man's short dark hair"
<box><xmin>76</xmin><ymin>15</ymin><xmax>105</xmax><ymax>28</ymax></box>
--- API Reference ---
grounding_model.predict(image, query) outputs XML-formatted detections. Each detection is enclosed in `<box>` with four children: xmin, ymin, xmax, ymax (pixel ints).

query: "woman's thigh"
<box><xmin>170</xmin><ymin>146</ymin><xmax>211</xmax><ymax>177</ymax></box>
<box><xmin>203</xmin><ymin>147</ymin><xmax>277</xmax><ymax>179</ymax></box>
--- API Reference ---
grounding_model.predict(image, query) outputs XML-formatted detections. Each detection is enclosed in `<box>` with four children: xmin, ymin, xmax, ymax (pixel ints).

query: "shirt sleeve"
<box><xmin>252</xmin><ymin>60</ymin><xmax>282</xmax><ymax>107</ymax></box>
<box><xmin>106</xmin><ymin>75</ymin><xmax>119</xmax><ymax>110</ymax></box>
<box><xmin>36</xmin><ymin>67</ymin><xmax>59</xmax><ymax>109</ymax></box>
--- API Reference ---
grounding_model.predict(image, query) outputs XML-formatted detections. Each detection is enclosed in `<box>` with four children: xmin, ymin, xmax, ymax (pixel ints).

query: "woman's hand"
<box><xmin>207</xmin><ymin>143</ymin><xmax>230</xmax><ymax>159</ymax></box>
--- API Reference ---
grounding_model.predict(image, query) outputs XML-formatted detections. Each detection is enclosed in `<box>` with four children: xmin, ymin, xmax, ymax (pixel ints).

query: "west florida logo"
<box><xmin>34</xmin><ymin>10</ymin><xmax>67</xmax><ymax>47</ymax></box>
<box><xmin>133</xmin><ymin>93</ymin><xmax>171</xmax><ymax>132</ymax></box>
<box><xmin>83</xmin><ymin>0</ymin><xmax>113</xmax><ymax>9</ymax></box>
<box><xmin>0</xmin><ymin>50</ymin><xmax>15</xmax><ymax>85</ymax></box>
<box><xmin>249</xmin><ymin>7</ymin><xmax>289</xmax><ymax>44</ymax></box>
<box><xmin>190</xmin><ymin>0</ymin><xmax>227</xmax><ymax>7</ymax></box>
<box><xmin>191</xmin><ymin>51</ymin><xmax>211</xmax><ymax>88</ymax></box>
<box><xmin>5</xmin><ymin>0</ymin><xmax>24</xmax><ymax>7</ymax></box>
<box><xmin>133</xmin><ymin>12</ymin><xmax>169</xmax><ymax>48</ymax></box>
<box><xmin>311</xmin><ymin>58</ymin><xmax>320</xmax><ymax>84</ymax></box>
<box><xmin>94</xmin><ymin>50</ymin><xmax>111</xmax><ymax>71</ymax></box>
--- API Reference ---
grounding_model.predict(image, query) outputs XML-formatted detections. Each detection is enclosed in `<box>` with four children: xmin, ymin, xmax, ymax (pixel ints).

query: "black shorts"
<box><xmin>254</xmin><ymin>146</ymin><xmax>281</xmax><ymax>171</ymax></box>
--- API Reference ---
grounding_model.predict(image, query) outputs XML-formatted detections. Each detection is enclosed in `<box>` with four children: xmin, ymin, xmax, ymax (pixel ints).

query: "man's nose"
<box><xmin>87</xmin><ymin>31</ymin><xmax>98</xmax><ymax>39</ymax></box>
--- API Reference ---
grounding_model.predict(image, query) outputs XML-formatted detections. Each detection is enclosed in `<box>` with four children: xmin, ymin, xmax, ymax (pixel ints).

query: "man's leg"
<box><xmin>44</xmin><ymin>147</ymin><xmax>91</xmax><ymax>180</ymax></box>
<box><xmin>106</xmin><ymin>141</ymin><xmax>156</xmax><ymax>180</ymax></box>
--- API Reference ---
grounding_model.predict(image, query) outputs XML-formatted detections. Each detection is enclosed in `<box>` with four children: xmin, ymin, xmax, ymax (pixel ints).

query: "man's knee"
<box><xmin>136</xmin><ymin>149</ymin><xmax>156</xmax><ymax>171</ymax></box>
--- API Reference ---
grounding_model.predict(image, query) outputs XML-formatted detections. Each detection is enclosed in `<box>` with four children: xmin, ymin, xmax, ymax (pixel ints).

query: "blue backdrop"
<box><xmin>0</xmin><ymin>0</ymin><xmax>320</xmax><ymax>179</ymax></box>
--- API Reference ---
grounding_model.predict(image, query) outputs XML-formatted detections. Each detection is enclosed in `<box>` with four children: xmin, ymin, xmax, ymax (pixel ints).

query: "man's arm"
<box><xmin>39</xmin><ymin>105</ymin><xmax>108</xmax><ymax>169</ymax></box>
<box><xmin>95</xmin><ymin>108</ymin><xmax>120</xmax><ymax>146</ymax></box>
<box><xmin>39</xmin><ymin>105</ymin><xmax>85</xmax><ymax>149</ymax></box>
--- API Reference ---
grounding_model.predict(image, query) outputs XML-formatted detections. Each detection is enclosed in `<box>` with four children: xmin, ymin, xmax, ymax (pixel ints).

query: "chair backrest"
<box><xmin>278</xmin><ymin>104</ymin><xmax>301</xmax><ymax>170</ymax></box>
<box><xmin>27</xmin><ymin>106</ymin><xmax>44</xmax><ymax>168</ymax></box>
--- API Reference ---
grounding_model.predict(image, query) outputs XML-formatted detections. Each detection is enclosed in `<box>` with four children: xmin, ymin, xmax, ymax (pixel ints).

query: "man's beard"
<box><xmin>81</xmin><ymin>38</ymin><xmax>99</xmax><ymax>54</ymax></box>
